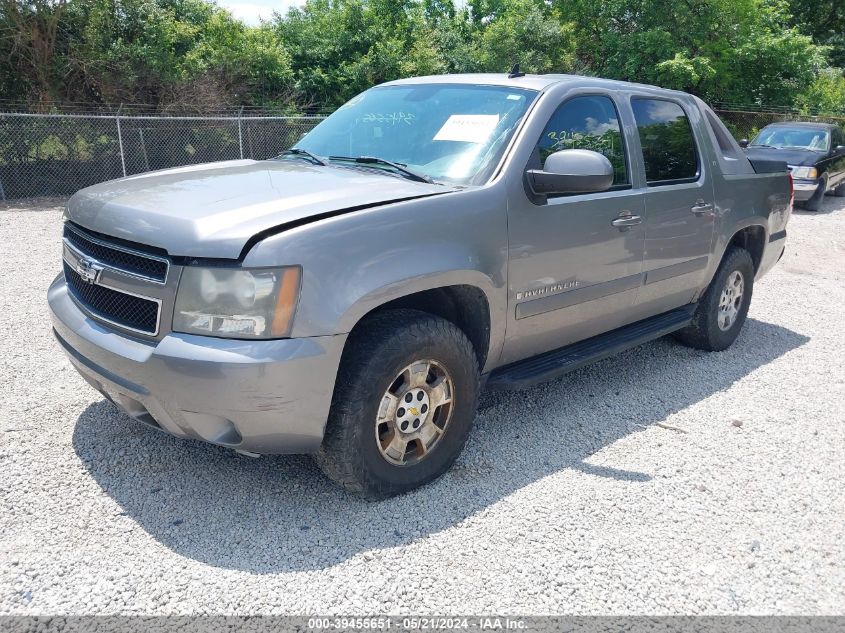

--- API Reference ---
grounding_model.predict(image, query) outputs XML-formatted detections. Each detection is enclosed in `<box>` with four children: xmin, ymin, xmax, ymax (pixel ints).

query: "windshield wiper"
<box><xmin>749</xmin><ymin>144</ymin><xmax>775</xmax><ymax>148</ymax></box>
<box><xmin>279</xmin><ymin>148</ymin><xmax>327</xmax><ymax>166</ymax></box>
<box><xmin>328</xmin><ymin>155</ymin><xmax>435</xmax><ymax>184</ymax></box>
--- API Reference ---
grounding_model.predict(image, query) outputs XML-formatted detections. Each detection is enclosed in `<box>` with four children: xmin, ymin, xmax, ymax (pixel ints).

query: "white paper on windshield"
<box><xmin>434</xmin><ymin>115</ymin><xmax>500</xmax><ymax>144</ymax></box>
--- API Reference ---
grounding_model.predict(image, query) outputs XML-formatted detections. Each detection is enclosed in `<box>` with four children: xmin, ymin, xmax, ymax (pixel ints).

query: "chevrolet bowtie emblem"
<box><xmin>408</xmin><ymin>407</ymin><xmax>419</xmax><ymax>416</ymax></box>
<box><xmin>76</xmin><ymin>257</ymin><xmax>104</xmax><ymax>284</ymax></box>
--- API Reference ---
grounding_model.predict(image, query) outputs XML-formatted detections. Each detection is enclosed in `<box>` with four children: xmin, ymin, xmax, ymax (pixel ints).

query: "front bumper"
<box><xmin>48</xmin><ymin>274</ymin><xmax>346</xmax><ymax>454</ymax></box>
<box><xmin>792</xmin><ymin>178</ymin><xmax>821</xmax><ymax>201</ymax></box>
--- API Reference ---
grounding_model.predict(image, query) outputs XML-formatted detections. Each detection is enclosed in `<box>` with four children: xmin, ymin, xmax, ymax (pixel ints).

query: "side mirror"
<box><xmin>526</xmin><ymin>149</ymin><xmax>614</xmax><ymax>196</ymax></box>
<box><xmin>836</xmin><ymin>145</ymin><xmax>845</xmax><ymax>154</ymax></box>
<box><xmin>739</xmin><ymin>139</ymin><xmax>749</xmax><ymax>149</ymax></box>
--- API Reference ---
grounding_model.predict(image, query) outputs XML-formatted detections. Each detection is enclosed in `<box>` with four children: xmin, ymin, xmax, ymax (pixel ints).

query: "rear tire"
<box><xmin>675</xmin><ymin>247</ymin><xmax>754</xmax><ymax>352</ymax></box>
<box><xmin>315</xmin><ymin>309</ymin><xmax>480</xmax><ymax>499</ymax></box>
<box><xmin>833</xmin><ymin>182</ymin><xmax>845</xmax><ymax>197</ymax></box>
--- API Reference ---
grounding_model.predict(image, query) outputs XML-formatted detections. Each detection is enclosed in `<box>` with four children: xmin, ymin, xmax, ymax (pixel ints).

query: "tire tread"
<box><xmin>315</xmin><ymin>309</ymin><xmax>479</xmax><ymax>499</ymax></box>
<box><xmin>675</xmin><ymin>247</ymin><xmax>754</xmax><ymax>352</ymax></box>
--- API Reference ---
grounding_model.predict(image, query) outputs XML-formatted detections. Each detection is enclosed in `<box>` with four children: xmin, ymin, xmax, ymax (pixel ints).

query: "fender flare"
<box><xmin>703</xmin><ymin>218</ymin><xmax>769</xmax><ymax>291</ymax></box>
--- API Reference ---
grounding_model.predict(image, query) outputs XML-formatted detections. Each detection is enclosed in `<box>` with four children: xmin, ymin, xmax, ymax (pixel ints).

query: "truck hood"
<box><xmin>744</xmin><ymin>147</ymin><xmax>824</xmax><ymax>167</ymax></box>
<box><xmin>65</xmin><ymin>159</ymin><xmax>454</xmax><ymax>259</ymax></box>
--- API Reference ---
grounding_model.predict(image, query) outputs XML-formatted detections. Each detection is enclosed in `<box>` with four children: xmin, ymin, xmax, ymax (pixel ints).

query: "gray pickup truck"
<box><xmin>49</xmin><ymin>73</ymin><xmax>792</xmax><ymax>498</ymax></box>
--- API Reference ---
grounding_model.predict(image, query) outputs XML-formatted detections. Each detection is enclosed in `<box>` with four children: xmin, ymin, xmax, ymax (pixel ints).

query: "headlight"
<box><xmin>789</xmin><ymin>166</ymin><xmax>818</xmax><ymax>179</ymax></box>
<box><xmin>173</xmin><ymin>266</ymin><xmax>301</xmax><ymax>339</ymax></box>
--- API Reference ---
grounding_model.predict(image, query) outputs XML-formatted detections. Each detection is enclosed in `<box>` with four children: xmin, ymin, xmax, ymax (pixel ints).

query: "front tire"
<box><xmin>675</xmin><ymin>247</ymin><xmax>754</xmax><ymax>352</ymax></box>
<box><xmin>315</xmin><ymin>309</ymin><xmax>480</xmax><ymax>499</ymax></box>
<box><xmin>802</xmin><ymin>175</ymin><xmax>827</xmax><ymax>211</ymax></box>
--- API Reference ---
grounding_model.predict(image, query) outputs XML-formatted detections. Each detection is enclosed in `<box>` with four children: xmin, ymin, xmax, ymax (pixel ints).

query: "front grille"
<box><xmin>64</xmin><ymin>262</ymin><xmax>160</xmax><ymax>334</ymax></box>
<box><xmin>64</xmin><ymin>225</ymin><xmax>168</xmax><ymax>282</ymax></box>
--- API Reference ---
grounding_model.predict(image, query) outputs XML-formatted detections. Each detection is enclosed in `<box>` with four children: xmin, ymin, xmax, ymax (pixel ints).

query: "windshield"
<box><xmin>752</xmin><ymin>126</ymin><xmax>830</xmax><ymax>151</ymax></box>
<box><xmin>293</xmin><ymin>84</ymin><xmax>538</xmax><ymax>185</ymax></box>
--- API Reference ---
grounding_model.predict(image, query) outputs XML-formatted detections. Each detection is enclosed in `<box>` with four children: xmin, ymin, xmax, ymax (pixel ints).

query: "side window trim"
<box><xmin>630</xmin><ymin>95</ymin><xmax>702</xmax><ymax>188</ymax></box>
<box><xmin>534</xmin><ymin>91</ymin><xmax>633</xmax><ymax>194</ymax></box>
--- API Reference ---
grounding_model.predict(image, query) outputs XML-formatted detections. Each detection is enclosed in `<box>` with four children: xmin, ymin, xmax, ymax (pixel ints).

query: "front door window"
<box><xmin>536</xmin><ymin>95</ymin><xmax>629</xmax><ymax>190</ymax></box>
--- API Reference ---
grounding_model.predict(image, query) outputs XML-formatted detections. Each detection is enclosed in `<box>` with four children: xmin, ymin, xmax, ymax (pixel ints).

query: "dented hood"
<box><xmin>65</xmin><ymin>159</ymin><xmax>452</xmax><ymax>259</ymax></box>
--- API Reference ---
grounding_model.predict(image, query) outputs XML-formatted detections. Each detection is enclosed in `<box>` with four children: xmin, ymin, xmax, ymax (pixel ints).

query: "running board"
<box><xmin>486</xmin><ymin>305</ymin><xmax>696</xmax><ymax>391</ymax></box>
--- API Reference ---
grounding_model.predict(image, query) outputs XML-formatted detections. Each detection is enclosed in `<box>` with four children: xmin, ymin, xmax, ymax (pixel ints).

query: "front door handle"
<box><xmin>691</xmin><ymin>200</ymin><xmax>714</xmax><ymax>215</ymax></box>
<box><xmin>611</xmin><ymin>214</ymin><xmax>643</xmax><ymax>228</ymax></box>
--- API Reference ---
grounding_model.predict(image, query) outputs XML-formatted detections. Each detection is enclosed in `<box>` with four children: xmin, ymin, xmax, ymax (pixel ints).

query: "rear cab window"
<box><xmin>631</xmin><ymin>98</ymin><xmax>699</xmax><ymax>186</ymax></box>
<box><xmin>705</xmin><ymin>111</ymin><xmax>741</xmax><ymax>158</ymax></box>
<box><xmin>700</xmin><ymin>104</ymin><xmax>754</xmax><ymax>176</ymax></box>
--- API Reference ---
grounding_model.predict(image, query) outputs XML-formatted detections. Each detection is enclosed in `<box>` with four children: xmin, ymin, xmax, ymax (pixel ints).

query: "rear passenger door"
<box><xmin>631</xmin><ymin>97</ymin><xmax>716</xmax><ymax>315</ymax></box>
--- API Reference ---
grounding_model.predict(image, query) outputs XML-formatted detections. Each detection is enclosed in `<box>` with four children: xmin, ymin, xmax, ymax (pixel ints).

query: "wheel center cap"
<box><xmin>396</xmin><ymin>388</ymin><xmax>430</xmax><ymax>434</ymax></box>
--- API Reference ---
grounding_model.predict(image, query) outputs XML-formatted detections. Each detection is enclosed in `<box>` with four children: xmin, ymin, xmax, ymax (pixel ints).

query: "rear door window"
<box><xmin>631</xmin><ymin>98</ymin><xmax>699</xmax><ymax>185</ymax></box>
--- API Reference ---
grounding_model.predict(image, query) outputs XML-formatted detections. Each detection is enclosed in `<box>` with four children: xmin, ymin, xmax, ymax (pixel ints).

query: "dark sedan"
<box><xmin>741</xmin><ymin>122</ymin><xmax>845</xmax><ymax>211</ymax></box>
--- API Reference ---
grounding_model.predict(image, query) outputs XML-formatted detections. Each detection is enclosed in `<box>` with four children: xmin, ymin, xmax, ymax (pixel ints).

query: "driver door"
<box><xmin>501</xmin><ymin>93</ymin><xmax>647</xmax><ymax>365</ymax></box>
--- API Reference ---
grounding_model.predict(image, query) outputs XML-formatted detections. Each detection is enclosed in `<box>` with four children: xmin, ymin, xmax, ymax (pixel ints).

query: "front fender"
<box><xmin>242</xmin><ymin>186</ymin><xmax>509</xmax><ymax>357</ymax></box>
<box><xmin>331</xmin><ymin>259</ymin><xmax>497</xmax><ymax>333</ymax></box>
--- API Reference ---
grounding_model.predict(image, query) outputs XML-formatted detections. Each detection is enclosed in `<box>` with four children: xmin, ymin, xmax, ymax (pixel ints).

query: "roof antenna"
<box><xmin>508</xmin><ymin>63</ymin><xmax>525</xmax><ymax>79</ymax></box>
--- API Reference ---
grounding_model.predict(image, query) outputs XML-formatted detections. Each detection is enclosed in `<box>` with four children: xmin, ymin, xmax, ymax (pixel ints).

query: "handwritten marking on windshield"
<box><xmin>362</xmin><ymin>112</ymin><xmax>416</xmax><ymax>125</ymax></box>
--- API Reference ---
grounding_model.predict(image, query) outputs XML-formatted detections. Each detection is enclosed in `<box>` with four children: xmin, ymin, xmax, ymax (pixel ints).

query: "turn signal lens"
<box><xmin>271</xmin><ymin>267</ymin><xmax>301</xmax><ymax>337</ymax></box>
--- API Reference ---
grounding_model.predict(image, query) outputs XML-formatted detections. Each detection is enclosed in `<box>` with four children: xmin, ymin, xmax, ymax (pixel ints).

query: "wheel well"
<box><xmin>354</xmin><ymin>285</ymin><xmax>491</xmax><ymax>368</ymax></box>
<box><xmin>729</xmin><ymin>225</ymin><xmax>765</xmax><ymax>274</ymax></box>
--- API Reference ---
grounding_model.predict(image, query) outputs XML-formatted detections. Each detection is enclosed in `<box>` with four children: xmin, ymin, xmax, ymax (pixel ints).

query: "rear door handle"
<box><xmin>691</xmin><ymin>200</ymin><xmax>714</xmax><ymax>215</ymax></box>
<box><xmin>611</xmin><ymin>214</ymin><xmax>643</xmax><ymax>228</ymax></box>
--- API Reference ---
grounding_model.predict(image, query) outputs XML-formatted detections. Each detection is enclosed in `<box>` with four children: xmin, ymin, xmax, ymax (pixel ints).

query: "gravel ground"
<box><xmin>0</xmin><ymin>195</ymin><xmax>844</xmax><ymax>615</ymax></box>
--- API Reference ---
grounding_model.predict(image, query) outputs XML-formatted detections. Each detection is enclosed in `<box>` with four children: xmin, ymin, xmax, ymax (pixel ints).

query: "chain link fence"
<box><xmin>0</xmin><ymin>112</ymin><xmax>325</xmax><ymax>200</ymax></box>
<box><xmin>2</xmin><ymin>107</ymin><xmax>844</xmax><ymax>200</ymax></box>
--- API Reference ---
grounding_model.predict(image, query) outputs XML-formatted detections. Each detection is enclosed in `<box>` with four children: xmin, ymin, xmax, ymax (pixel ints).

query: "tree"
<box><xmin>182</xmin><ymin>15</ymin><xmax>295</xmax><ymax>109</ymax></box>
<box><xmin>0</xmin><ymin>0</ymin><xmax>68</xmax><ymax>106</ymax></box>
<box><xmin>789</xmin><ymin>0</ymin><xmax>845</xmax><ymax>69</ymax></box>
<box><xmin>555</xmin><ymin>0</ymin><xmax>829</xmax><ymax>106</ymax></box>
<box><xmin>0</xmin><ymin>0</ymin><xmax>298</xmax><ymax>109</ymax></box>
<box><xmin>0</xmin><ymin>0</ymin><xmax>843</xmax><ymax>114</ymax></box>
<box><xmin>796</xmin><ymin>68</ymin><xmax>845</xmax><ymax>115</ymax></box>
<box><xmin>476</xmin><ymin>0</ymin><xmax>575</xmax><ymax>74</ymax></box>
<box><xmin>274</xmin><ymin>0</ymin><xmax>378</xmax><ymax>107</ymax></box>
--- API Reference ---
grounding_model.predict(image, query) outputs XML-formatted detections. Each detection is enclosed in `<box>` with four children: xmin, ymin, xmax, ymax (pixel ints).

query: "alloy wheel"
<box><xmin>717</xmin><ymin>270</ymin><xmax>744</xmax><ymax>331</ymax></box>
<box><xmin>375</xmin><ymin>359</ymin><xmax>454</xmax><ymax>466</ymax></box>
